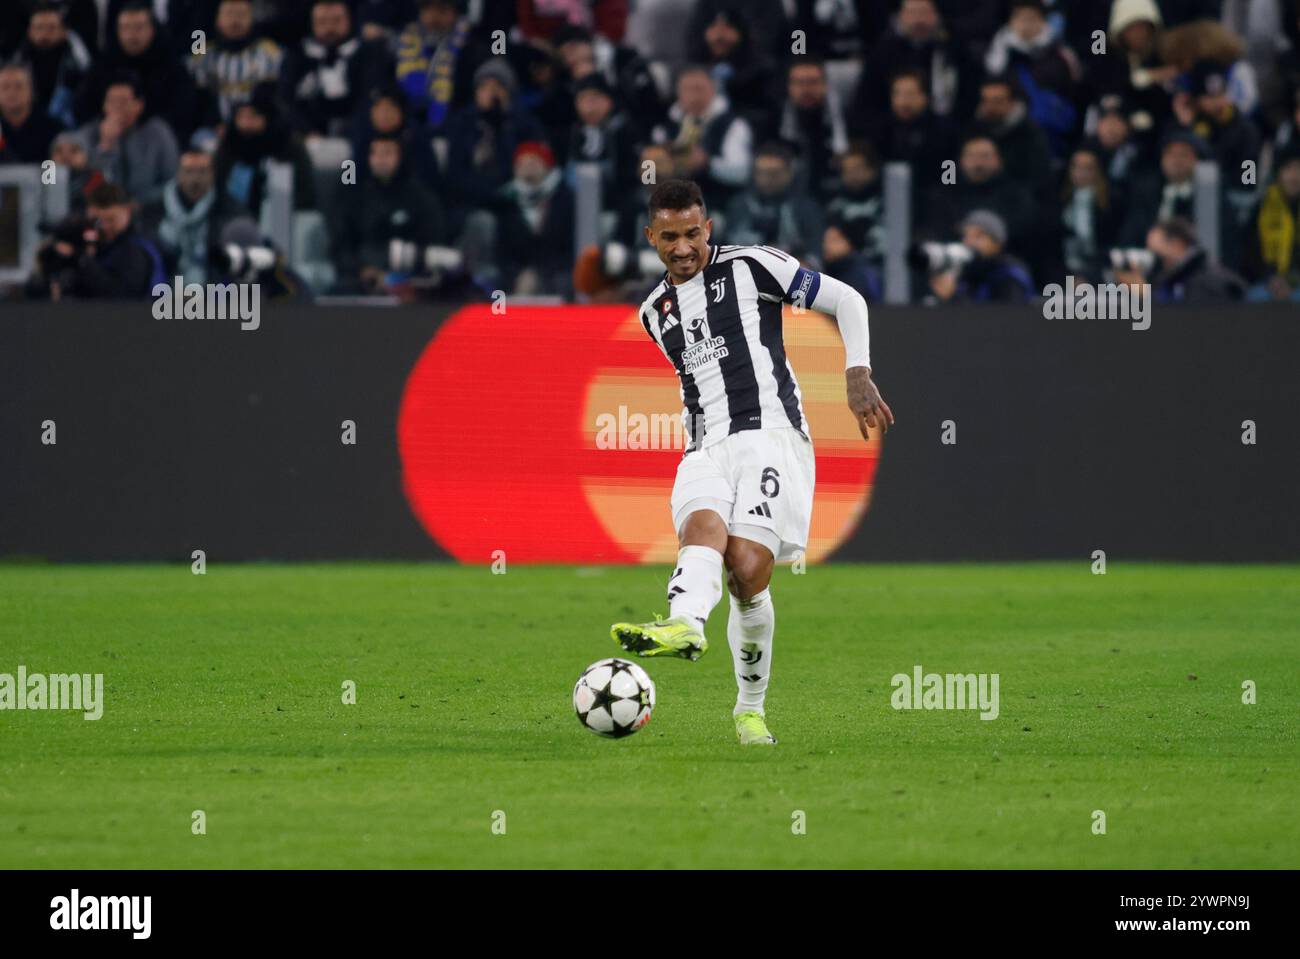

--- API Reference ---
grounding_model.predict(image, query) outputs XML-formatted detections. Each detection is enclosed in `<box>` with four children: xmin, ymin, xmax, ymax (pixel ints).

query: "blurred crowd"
<box><xmin>1</xmin><ymin>0</ymin><xmax>1299</xmax><ymax>304</ymax></box>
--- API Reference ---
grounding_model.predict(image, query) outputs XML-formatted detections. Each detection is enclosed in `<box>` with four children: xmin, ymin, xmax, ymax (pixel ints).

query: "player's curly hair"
<box><xmin>647</xmin><ymin>179</ymin><xmax>706</xmax><ymax>223</ymax></box>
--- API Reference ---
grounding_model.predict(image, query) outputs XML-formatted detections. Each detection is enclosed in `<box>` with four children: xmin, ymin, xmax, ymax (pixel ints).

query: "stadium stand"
<box><xmin>1</xmin><ymin>0</ymin><xmax>1297</xmax><ymax>306</ymax></box>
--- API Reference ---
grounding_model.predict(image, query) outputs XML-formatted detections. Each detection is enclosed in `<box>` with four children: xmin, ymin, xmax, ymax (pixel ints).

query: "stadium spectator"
<box><xmin>723</xmin><ymin>141</ymin><xmax>825</xmax><ymax>266</ymax></box>
<box><xmin>48</xmin><ymin>130</ymin><xmax>106</xmax><ymax>213</ymax></box>
<box><xmin>352</xmin><ymin>84</ymin><xmax>441</xmax><ymax>188</ymax></box>
<box><xmin>76</xmin><ymin>2</ymin><xmax>207</xmax><ymax>142</ymax></box>
<box><xmin>563</xmin><ymin>73</ymin><xmax>639</xmax><ymax>189</ymax></box>
<box><xmin>2</xmin><ymin>1</ymin><xmax>100</xmax><ymax>60</ymax></box>
<box><xmin>1276</xmin><ymin>4</ymin><xmax>1300</xmax><ymax>119</ymax></box>
<box><xmin>515</xmin><ymin>0</ymin><xmax>628</xmax><ymax>44</ymax></box>
<box><xmin>1168</xmin><ymin>61</ymin><xmax>1261</xmax><ymax>228</ymax></box>
<box><xmin>824</xmin><ymin>141</ymin><xmax>886</xmax><ymax>266</ymax></box>
<box><xmin>551</xmin><ymin>23</ymin><xmax>664</xmax><ymax>130</ymax></box>
<box><xmin>395</xmin><ymin>0</ymin><xmax>488</xmax><ymax>132</ymax></box>
<box><xmin>685</xmin><ymin>3</ymin><xmax>778</xmax><ymax>131</ymax></box>
<box><xmin>770</xmin><ymin>58</ymin><xmax>848</xmax><ymax>199</ymax></box>
<box><xmin>1264</xmin><ymin>87</ymin><xmax>1300</xmax><ymax>184</ymax></box>
<box><xmin>14</xmin><ymin>1</ymin><xmax>92</xmax><ymax>128</ymax></box>
<box><xmin>332</xmin><ymin>134</ymin><xmax>447</xmax><ymax>294</ymax></box>
<box><xmin>612</xmin><ymin>141</ymin><xmax>677</xmax><ymax>247</ymax></box>
<box><xmin>1132</xmin><ymin>215</ymin><xmax>1245</xmax><ymax>302</ymax></box>
<box><xmin>0</xmin><ymin>63</ymin><xmax>64</xmax><ymax>165</ymax></box>
<box><xmin>511</xmin><ymin>35</ymin><xmax>576</xmax><ymax>136</ymax></box>
<box><xmin>1243</xmin><ymin>145</ymin><xmax>1300</xmax><ymax>301</ymax></box>
<box><xmin>622</xmin><ymin>0</ymin><xmax>694</xmax><ymax>67</ymax></box>
<box><xmin>851</xmin><ymin>0</ymin><xmax>978</xmax><ymax>128</ymax></box>
<box><xmin>925</xmin><ymin>209</ymin><xmax>1036</xmax><ymax>304</ymax></box>
<box><xmin>142</xmin><ymin>148</ymin><xmax>247</xmax><ymax>285</ymax></box>
<box><xmin>280</xmin><ymin>0</ymin><xmax>394</xmax><ymax>139</ymax></box>
<box><xmin>214</xmin><ymin>83</ymin><xmax>316</xmax><ymax>218</ymax></box>
<box><xmin>573</xmin><ymin>142</ymin><xmax>680</xmax><ymax>302</ymax></box>
<box><xmin>1089</xmin><ymin>0</ymin><xmax>1176</xmax><ymax>145</ymax></box>
<box><xmin>77</xmin><ymin>73</ymin><xmax>180</xmax><ymax>206</ymax></box>
<box><xmin>686</xmin><ymin>0</ymin><xmax>790</xmax><ymax>64</ymax></box>
<box><xmin>932</xmin><ymin>0</ymin><xmax>1005</xmax><ymax>56</ymax></box>
<box><xmin>495</xmin><ymin>139</ymin><xmax>575</xmax><ymax>295</ymax></box>
<box><xmin>973</xmin><ymin>73</ymin><xmax>1054</xmax><ymax>199</ymax></box>
<box><xmin>350</xmin><ymin>0</ymin><xmax>420</xmax><ymax>46</ymax></box>
<box><xmin>1160</xmin><ymin>18</ymin><xmax>1259</xmax><ymax>116</ymax></box>
<box><xmin>822</xmin><ymin>222</ymin><xmax>883</xmax><ymax>301</ymax></box>
<box><xmin>866</xmin><ymin>67</ymin><xmax>957</xmax><ymax>214</ymax></box>
<box><xmin>922</xmin><ymin>134</ymin><xmax>1033</xmax><ymax>259</ymax></box>
<box><xmin>0</xmin><ymin>0</ymin><xmax>1281</xmax><ymax>310</ymax></box>
<box><xmin>1084</xmin><ymin>93</ymin><xmax>1152</xmax><ymax>194</ymax></box>
<box><xmin>1116</xmin><ymin>129</ymin><xmax>1208</xmax><ymax>248</ymax></box>
<box><xmin>790</xmin><ymin>0</ymin><xmax>889</xmax><ymax>62</ymax></box>
<box><xmin>189</xmin><ymin>0</ymin><xmax>284</xmax><ymax>124</ymax></box>
<box><xmin>257</xmin><ymin>0</ymin><xmax>319</xmax><ymax>50</ymax></box>
<box><xmin>983</xmin><ymin>0</ymin><xmax>1081</xmax><ymax>157</ymax></box>
<box><xmin>1060</xmin><ymin>145</ymin><xmax>1122</xmax><ymax>283</ymax></box>
<box><xmin>108</xmin><ymin>0</ymin><xmax>223</xmax><ymax>58</ymax></box>
<box><xmin>1221</xmin><ymin>0</ymin><xmax>1290</xmax><ymax>122</ymax></box>
<box><xmin>444</xmin><ymin>59</ymin><xmax>546</xmax><ymax>215</ymax></box>
<box><xmin>29</xmin><ymin>181</ymin><xmax>164</xmax><ymax>300</ymax></box>
<box><xmin>653</xmin><ymin>65</ymin><xmax>752</xmax><ymax>207</ymax></box>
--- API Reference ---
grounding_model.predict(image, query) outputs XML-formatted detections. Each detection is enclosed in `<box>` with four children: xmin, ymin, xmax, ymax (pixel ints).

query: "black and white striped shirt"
<box><xmin>639</xmin><ymin>244</ymin><xmax>825</xmax><ymax>453</ymax></box>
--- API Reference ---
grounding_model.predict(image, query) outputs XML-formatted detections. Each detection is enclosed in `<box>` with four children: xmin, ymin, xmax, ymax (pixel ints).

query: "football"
<box><xmin>573</xmin><ymin>658</ymin><xmax>656</xmax><ymax>738</ymax></box>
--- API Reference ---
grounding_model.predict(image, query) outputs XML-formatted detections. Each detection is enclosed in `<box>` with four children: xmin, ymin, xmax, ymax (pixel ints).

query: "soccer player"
<box><xmin>610</xmin><ymin>178</ymin><xmax>893</xmax><ymax>745</ymax></box>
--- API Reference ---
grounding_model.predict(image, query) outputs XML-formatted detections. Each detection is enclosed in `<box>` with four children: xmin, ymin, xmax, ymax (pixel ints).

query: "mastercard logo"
<box><xmin>398</xmin><ymin>305</ymin><xmax>880</xmax><ymax>563</ymax></box>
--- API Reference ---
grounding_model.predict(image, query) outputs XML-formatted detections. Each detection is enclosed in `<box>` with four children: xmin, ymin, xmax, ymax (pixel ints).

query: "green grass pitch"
<box><xmin>1</xmin><ymin>562</ymin><xmax>1296</xmax><ymax>869</ymax></box>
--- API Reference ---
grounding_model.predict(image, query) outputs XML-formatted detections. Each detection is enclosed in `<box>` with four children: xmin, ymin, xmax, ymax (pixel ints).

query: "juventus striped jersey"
<box><xmin>638</xmin><ymin>243</ymin><xmax>870</xmax><ymax>453</ymax></box>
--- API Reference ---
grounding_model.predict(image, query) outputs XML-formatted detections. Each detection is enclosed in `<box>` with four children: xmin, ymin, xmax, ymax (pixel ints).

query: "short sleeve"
<box><xmin>730</xmin><ymin>246</ymin><xmax>820</xmax><ymax>306</ymax></box>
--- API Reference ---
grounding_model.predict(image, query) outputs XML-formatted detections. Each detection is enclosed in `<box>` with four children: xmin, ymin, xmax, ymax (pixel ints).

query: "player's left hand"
<box><xmin>847</xmin><ymin>366</ymin><xmax>893</xmax><ymax>440</ymax></box>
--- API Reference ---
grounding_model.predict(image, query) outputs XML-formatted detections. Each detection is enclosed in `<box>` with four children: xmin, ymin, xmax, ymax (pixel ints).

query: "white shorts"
<box><xmin>670</xmin><ymin>427</ymin><xmax>815</xmax><ymax>561</ymax></box>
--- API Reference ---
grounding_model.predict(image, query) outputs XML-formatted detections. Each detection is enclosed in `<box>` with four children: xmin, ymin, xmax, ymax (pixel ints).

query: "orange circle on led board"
<box><xmin>577</xmin><ymin>307</ymin><xmax>881</xmax><ymax>563</ymax></box>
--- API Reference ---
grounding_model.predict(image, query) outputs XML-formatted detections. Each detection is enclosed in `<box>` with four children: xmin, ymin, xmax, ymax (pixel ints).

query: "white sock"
<box><xmin>728</xmin><ymin>588</ymin><xmax>774</xmax><ymax>715</ymax></box>
<box><xmin>666</xmin><ymin>545</ymin><xmax>723</xmax><ymax>630</ymax></box>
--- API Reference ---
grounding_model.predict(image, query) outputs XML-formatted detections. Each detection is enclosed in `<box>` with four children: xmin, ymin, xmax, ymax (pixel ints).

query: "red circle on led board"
<box><xmin>397</xmin><ymin>304</ymin><xmax>880</xmax><ymax>563</ymax></box>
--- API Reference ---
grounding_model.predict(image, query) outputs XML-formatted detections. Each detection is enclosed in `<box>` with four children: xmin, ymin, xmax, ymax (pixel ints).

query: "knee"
<box><xmin>679</xmin><ymin>510</ymin><xmax>728</xmax><ymax>551</ymax></box>
<box><xmin>725</xmin><ymin>540</ymin><xmax>773</xmax><ymax>600</ymax></box>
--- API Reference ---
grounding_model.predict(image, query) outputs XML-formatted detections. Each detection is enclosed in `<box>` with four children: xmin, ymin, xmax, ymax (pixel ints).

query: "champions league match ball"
<box><xmin>573</xmin><ymin>658</ymin><xmax>656</xmax><ymax>738</ymax></box>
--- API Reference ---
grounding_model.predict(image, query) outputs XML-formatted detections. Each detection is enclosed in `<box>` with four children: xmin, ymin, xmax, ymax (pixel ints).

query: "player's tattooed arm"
<box><xmin>846</xmin><ymin>366</ymin><xmax>894</xmax><ymax>440</ymax></box>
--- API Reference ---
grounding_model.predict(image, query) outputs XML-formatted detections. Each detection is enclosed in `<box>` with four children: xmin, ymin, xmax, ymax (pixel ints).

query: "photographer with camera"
<box><xmin>210</xmin><ymin>217</ymin><xmax>311</xmax><ymax>301</ymax></box>
<box><xmin>1118</xmin><ymin>216</ymin><xmax>1245</xmax><ymax>304</ymax></box>
<box><xmin>28</xmin><ymin>181</ymin><xmax>164</xmax><ymax>300</ymax></box>
<box><xmin>913</xmin><ymin>209</ymin><xmax>1035</xmax><ymax>304</ymax></box>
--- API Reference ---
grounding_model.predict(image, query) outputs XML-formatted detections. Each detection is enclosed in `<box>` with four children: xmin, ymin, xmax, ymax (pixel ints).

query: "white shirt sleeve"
<box><xmin>808</xmin><ymin>272</ymin><xmax>872</xmax><ymax>371</ymax></box>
